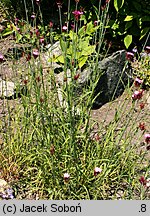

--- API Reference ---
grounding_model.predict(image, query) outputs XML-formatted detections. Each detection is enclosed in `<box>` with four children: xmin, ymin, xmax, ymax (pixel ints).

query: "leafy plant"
<box><xmin>51</xmin><ymin>21</ymin><xmax>99</xmax><ymax>69</ymax></box>
<box><xmin>132</xmin><ymin>54</ymin><xmax>150</xmax><ymax>88</ymax></box>
<box><xmin>112</xmin><ymin>0</ymin><xmax>150</xmax><ymax>49</ymax></box>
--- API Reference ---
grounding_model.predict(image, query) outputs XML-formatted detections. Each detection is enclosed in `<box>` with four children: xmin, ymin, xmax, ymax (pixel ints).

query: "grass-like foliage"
<box><xmin>0</xmin><ymin>0</ymin><xmax>150</xmax><ymax>199</ymax></box>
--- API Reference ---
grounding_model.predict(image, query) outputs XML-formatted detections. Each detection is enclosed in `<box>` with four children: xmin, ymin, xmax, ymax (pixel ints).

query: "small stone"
<box><xmin>0</xmin><ymin>179</ymin><xmax>7</xmax><ymax>187</ymax></box>
<box><xmin>0</xmin><ymin>80</ymin><xmax>15</xmax><ymax>98</ymax></box>
<box><xmin>0</xmin><ymin>179</ymin><xmax>14</xmax><ymax>200</ymax></box>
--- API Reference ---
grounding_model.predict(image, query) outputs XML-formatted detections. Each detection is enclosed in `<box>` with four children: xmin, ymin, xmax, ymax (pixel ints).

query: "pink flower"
<box><xmin>62</xmin><ymin>25</ymin><xmax>68</xmax><ymax>31</ymax></box>
<box><xmin>94</xmin><ymin>20</ymin><xmax>98</xmax><ymax>26</ymax></box>
<box><xmin>50</xmin><ymin>145</ymin><xmax>55</xmax><ymax>155</ymax></box>
<box><xmin>31</xmin><ymin>13</ymin><xmax>36</xmax><ymax>20</ymax></box>
<box><xmin>93</xmin><ymin>133</ymin><xmax>100</xmax><ymax>141</ymax></box>
<box><xmin>33</xmin><ymin>49</ymin><xmax>39</xmax><ymax>59</ymax></box>
<box><xmin>22</xmin><ymin>79</ymin><xmax>28</xmax><ymax>85</ymax></box>
<box><xmin>49</xmin><ymin>21</ymin><xmax>53</xmax><ymax>28</ymax></box>
<box><xmin>71</xmin><ymin>24</ymin><xmax>75</xmax><ymax>30</ymax></box>
<box><xmin>0</xmin><ymin>53</ymin><xmax>4</xmax><ymax>63</ymax></box>
<box><xmin>146</xmin><ymin>145</ymin><xmax>150</xmax><ymax>150</ymax></box>
<box><xmin>14</xmin><ymin>17</ymin><xmax>19</xmax><ymax>25</ymax></box>
<box><xmin>132</xmin><ymin>47</ymin><xmax>137</xmax><ymax>53</ymax></box>
<box><xmin>139</xmin><ymin>176</ymin><xmax>150</xmax><ymax>187</ymax></box>
<box><xmin>144</xmin><ymin>46</ymin><xmax>150</xmax><ymax>54</ymax></box>
<box><xmin>35</xmin><ymin>0</ymin><xmax>40</xmax><ymax>6</ymax></box>
<box><xmin>139</xmin><ymin>176</ymin><xmax>147</xmax><ymax>186</ymax></box>
<box><xmin>16</xmin><ymin>27</ymin><xmax>20</xmax><ymax>32</ymax></box>
<box><xmin>39</xmin><ymin>36</ymin><xmax>44</xmax><ymax>44</ymax></box>
<box><xmin>126</xmin><ymin>52</ymin><xmax>134</xmax><ymax>62</ymax></box>
<box><xmin>134</xmin><ymin>77</ymin><xmax>143</xmax><ymax>87</ymax></box>
<box><xmin>144</xmin><ymin>134</ymin><xmax>150</xmax><ymax>144</ymax></box>
<box><xmin>72</xmin><ymin>10</ymin><xmax>83</xmax><ymax>21</ymax></box>
<box><xmin>140</xmin><ymin>102</ymin><xmax>145</xmax><ymax>109</ymax></box>
<box><xmin>74</xmin><ymin>74</ymin><xmax>80</xmax><ymax>80</ymax></box>
<box><xmin>139</xmin><ymin>123</ymin><xmax>146</xmax><ymax>131</ymax></box>
<box><xmin>108</xmin><ymin>41</ymin><xmax>112</xmax><ymax>48</ymax></box>
<box><xmin>35</xmin><ymin>28</ymin><xmax>40</xmax><ymax>37</ymax></box>
<box><xmin>56</xmin><ymin>0</ymin><xmax>63</xmax><ymax>8</ymax></box>
<box><xmin>64</xmin><ymin>173</ymin><xmax>70</xmax><ymax>182</ymax></box>
<box><xmin>40</xmin><ymin>98</ymin><xmax>44</xmax><ymax>103</ymax></box>
<box><xmin>36</xmin><ymin>76</ymin><xmax>40</xmax><ymax>82</ymax></box>
<box><xmin>101</xmin><ymin>0</ymin><xmax>110</xmax><ymax>10</ymax></box>
<box><xmin>132</xmin><ymin>90</ymin><xmax>143</xmax><ymax>100</ymax></box>
<box><xmin>94</xmin><ymin>167</ymin><xmax>102</xmax><ymax>176</ymax></box>
<box><xmin>26</xmin><ymin>54</ymin><xmax>31</xmax><ymax>61</ymax></box>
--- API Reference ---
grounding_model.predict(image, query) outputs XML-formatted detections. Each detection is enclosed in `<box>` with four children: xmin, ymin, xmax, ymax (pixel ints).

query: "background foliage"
<box><xmin>1</xmin><ymin>0</ymin><xmax>150</xmax><ymax>49</ymax></box>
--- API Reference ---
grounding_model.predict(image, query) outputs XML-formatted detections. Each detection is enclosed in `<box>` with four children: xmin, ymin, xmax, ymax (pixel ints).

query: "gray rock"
<box><xmin>48</xmin><ymin>48</ymin><xmax>133</xmax><ymax>109</ymax></box>
<box><xmin>45</xmin><ymin>41</ymin><xmax>62</xmax><ymax>59</ymax></box>
<box><xmin>0</xmin><ymin>79</ymin><xmax>15</xmax><ymax>98</ymax></box>
<box><xmin>42</xmin><ymin>41</ymin><xmax>63</xmax><ymax>71</ymax></box>
<box><xmin>0</xmin><ymin>179</ymin><xmax>14</xmax><ymax>199</ymax></box>
<box><xmin>0</xmin><ymin>78</ymin><xmax>27</xmax><ymax>99</ymax></box>
<box><xmin>78</xmin><ymin>50</ymin><xmax>133</xmax><ymax>108</ymax></box>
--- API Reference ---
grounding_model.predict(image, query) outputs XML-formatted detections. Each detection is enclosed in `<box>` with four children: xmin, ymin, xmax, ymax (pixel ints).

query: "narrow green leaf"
<box><xmin>140</xmin><ymin>27</ymin><xmax>150</xmax><ymax>40</ymax></box>
<box><xmin>124</xmin><ymin>16</ymin><xmax>133</xmax><ymax>21</ymax></box>
<box><xmin>114</xmin><ymin>0</ymin><xmax>124</xmax><ymax>12</ymax></box>
<box><xmin>2</xmin><ymin>29</ymin><xmax>13</xmax><ymax>37</ymax></box>
<box><xmin>60</xmin><ymin>38</ymin><xmax>68</xmax><ymax>52</ymax></box>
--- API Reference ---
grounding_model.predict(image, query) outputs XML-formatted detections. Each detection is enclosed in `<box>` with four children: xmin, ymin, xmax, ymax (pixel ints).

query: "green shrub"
<box><xmin>108</xmin><ymin>0</ymin><xmax>150</xmax><ymax>49</ymax></box>
<box><xmin>1</xmin><ymin>0</ymin><xmax>150</xmax><ymax>49</ymax></box>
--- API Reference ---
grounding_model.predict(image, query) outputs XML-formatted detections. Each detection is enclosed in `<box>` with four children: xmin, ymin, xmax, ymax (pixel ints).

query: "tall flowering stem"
<box><xmin>94</xmin><ymin>0</ymin><xmax>110</xmax><ymax>67</ymax></box>
<box><xmin>75</xmin><ymin>0</ymin><xmax>79</xmax><ymax>11</ymax></box>
<box><xmin>23</xmin><ymin>0</ymin><xmax>29</xmax><ymax>22</ymax></box>
<box><xmin>36</xmin><ymin>0</ymin><xmax>43</xmax><ymax>25</ymax></box>
<box><xmin>67</xmin><ymin>0</ymin><xmax>71</xmax><ymax>27</ymax></box>
<box><xmin>56</xmin><ymin>0</ymin><xmax>63</xmax><ymax>32</ymax></box>
<box><xmin>56</xmin><ymin>0</ymin><xmax>63</xmax><ymax>8</ymax></box>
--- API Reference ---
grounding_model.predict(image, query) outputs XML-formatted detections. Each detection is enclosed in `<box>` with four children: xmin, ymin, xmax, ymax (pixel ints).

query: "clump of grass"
<box><xmin>0</xmin><ymin>0</ymin><xmax>150</xmax><ymax>200</ymax></box>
